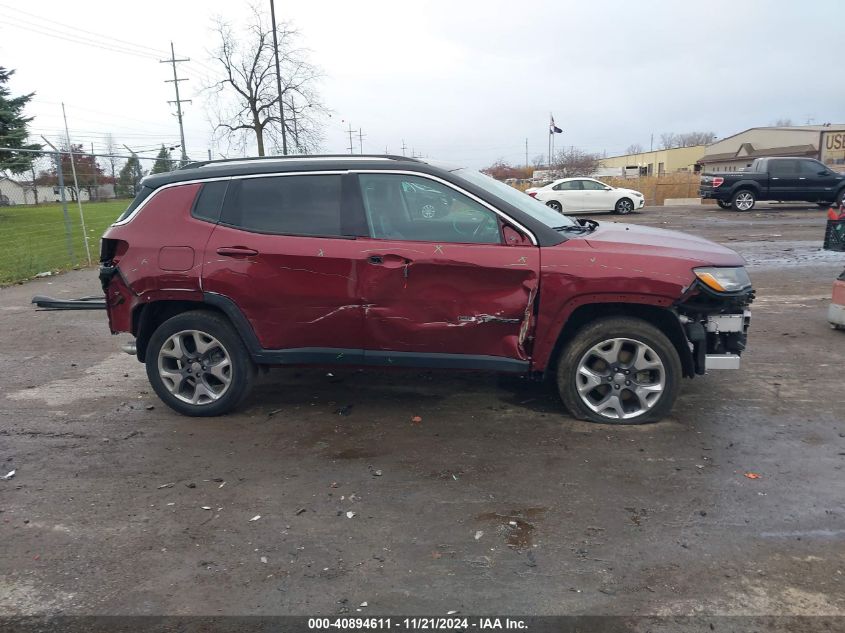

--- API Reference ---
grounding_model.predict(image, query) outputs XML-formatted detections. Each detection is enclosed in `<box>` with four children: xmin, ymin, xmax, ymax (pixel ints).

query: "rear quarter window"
<box><xmin>191</xmin><ymin>181</ymin><xmax>228</xmax><ymax>223</ymax></box>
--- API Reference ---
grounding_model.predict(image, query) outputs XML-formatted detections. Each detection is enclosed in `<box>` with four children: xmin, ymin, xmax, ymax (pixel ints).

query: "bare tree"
<box><xmin>530</xmin><ymin>154</ymin><xmax>546</xmax><ymax>170</ymax></box>
<box><xmin>659</xmin><ymin>131</ymin><xmax>714</xmax><ymax>149</ymax></box>
<box><xmin>207</xmin><ymin>6</ymin><xmax>325</xmax><ymax>156</ymax></box>
<box><xmin>774</xmin><ymin>117</ymin><xmax>794</xmax><ymax>126</ymax></box>
<box><xmin>552</xmin><ymin>147</ymin><xmax>600</xmax><ymax>177</ymax></box>
<box><xmin>625</xmin><ymin>143</ymin><xmax>643</xmax><ymax>154</ymax></box>
<box><xmin>659</xmin><ymin>133</ymin><xmax>678</xmax><ymax>150</ymax></box>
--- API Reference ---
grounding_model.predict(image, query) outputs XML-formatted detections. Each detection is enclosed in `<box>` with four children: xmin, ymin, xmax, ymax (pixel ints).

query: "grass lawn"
<box><xmin>0</xmin><ymin>200</ymin><xmax>128</xmax><ymax>286</ymax></box>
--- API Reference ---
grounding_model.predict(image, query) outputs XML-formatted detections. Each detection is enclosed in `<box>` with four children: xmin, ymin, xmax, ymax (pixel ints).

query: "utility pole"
<box><xmin>401</xmin><ymin>139</ymin><xmax>407</xmax><ymax>157</ymax></box>
<box><xmin>357</xmin><ymin>128</ymin><xmax>365</xmax><ymax>155</ymax></box>
<box><xmin>290</xmin><ymin>94</ymin><xmax>299</xmax><ymax>153</ymax></box>
<box><xmin>91</xmin><ymin>142</ymin><xmax>99</xmax><ymax>200</ymax></box>
<box><xmin>41</xmin><ymin>136</ymin><xmax>73</xmax><ymax>259</ymax></box>
<box><xmin>160</xmin><ymin>42</ymin><xmax>191</xmax><ymax>164</ymax></box>
<box><xmin>650</xmin><ymin>133</ymin><xmax>653</xmax><ymax>152</ymax></box>
<box><xmin>525</xmin><ymin>137</ymin><xmax>528</xmax><ymax>168</ymax></box>
<box><xmin>346</xmin><ymin>123</ymin><xmax>355</xmax><ymax>154</ymax></box>
<box><xmin>62</xmin><ymin>103</ymin><xmax>92</xmax><ymax>265</ymax></box>
<box><xmin>269</xmin><ymin>0</ymin><xmax>288</xmax><ymax>155</ymax></box>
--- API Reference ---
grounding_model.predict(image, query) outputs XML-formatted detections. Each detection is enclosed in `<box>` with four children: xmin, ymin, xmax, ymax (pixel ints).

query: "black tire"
<box><xmin>555</xmin><ymin>317</ymin><xmax>682</xmax><ymax>425</ymax></box>
<box><xmin>836</xmin><ymin>189</ymin><xmax>845</xmax><ymax>207</ymax></box>
<box><xmin>731</xmin><ymin>189</ymin><xmax>756</xmax><ymax>212</ymax></box>
<box><xmin>716</xmin><ymin>200</ymin><xmax>731</xmax><ymax>209</ymax></box>
<box><xmin>546</xmin><ymin>200</ymin><xmax>563</xmax><ymax>212</ymax></box>
<box><xmin>816</xmin><ymin>202</ymin><xmax>833</xmax><ymax>208</ymax></box>
<box><xmin>145</xmin><ymin>310</ymin><xmax>256</xmax><ymax>417</ymax></box>
<box><xmin>614</xmin><ymin>198</ymin><xmax>634</xmax><ymax>214</ymax></box>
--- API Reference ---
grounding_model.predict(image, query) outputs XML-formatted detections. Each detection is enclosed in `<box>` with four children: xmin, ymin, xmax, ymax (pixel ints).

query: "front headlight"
<box><xmin>694</xmin><ymin>267</ymin><xmax>752</xmax><ymax>293</ymax></box>
<box><xmin>632</xmin><ymin>191</ymin><xmax>643</xmax><ymax>197</ymax></box>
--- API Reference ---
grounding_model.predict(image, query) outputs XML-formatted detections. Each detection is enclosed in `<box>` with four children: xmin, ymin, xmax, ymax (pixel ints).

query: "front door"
<box><xmin>799</xmin><ymin>159</ymin><xmax>843</xmax><ymax>202</ymax></box>
<box><xmin>579</xmin><ymin>178</ymin><xmax>615</xmax><ymax>211</ymax></box>
<box><xmin>353</xmin><ymin>172</ymin><xmax>540</xmax><ymax>369</ymax></box>
<box><xmin>202</xmin><ymin>172</ymin><xmax>369</xmax><ymax>362</ymax></box>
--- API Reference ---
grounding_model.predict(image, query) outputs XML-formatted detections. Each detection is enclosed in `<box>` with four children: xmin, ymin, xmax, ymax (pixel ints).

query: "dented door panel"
<box><xmin>356</xmin><ymin>239</ymin><xmax>540</xmax><ymax>360</ymax></box>
<box><xmin>202</xmin><ymin>225</ymin><xmax>365</xmax><ymax>350</ymax></box>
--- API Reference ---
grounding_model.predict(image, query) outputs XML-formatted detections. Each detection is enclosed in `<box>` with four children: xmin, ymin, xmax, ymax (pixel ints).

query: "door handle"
<box><xmin>217</xmin><ymin>246</ymin><xmax>258</xmax><ymax>257</ymax></box>
<box><xmin>368</xmin><ymin>254</ymin><xmax>410</xmax><ymax>269</ymax></box>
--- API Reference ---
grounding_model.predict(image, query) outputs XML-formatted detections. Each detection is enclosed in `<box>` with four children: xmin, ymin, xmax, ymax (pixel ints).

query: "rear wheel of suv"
<box><xmin>555</xmin><ymin>317</ymin><xmax>681</xmax><ymax>424</ymax></box>
<box><xmin>731</xmin><ymin>189</ymin><xmax>756</xmax><ymax>211</ymax></box>
<box><xmin>716</xmin><ymin>200</ymin><xmax>731</xmax><ymax>209</ymax></box>
<box><xmin>145</xmin><ymin>311</ymin><xmax>256</xmax><ymax>417</ymax></box>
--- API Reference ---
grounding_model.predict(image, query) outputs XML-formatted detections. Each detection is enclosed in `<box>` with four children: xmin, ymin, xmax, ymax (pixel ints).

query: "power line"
<box><xmin>161</xmin><ymin>42</ymin><xmax>191</xmax><ymax>163</ymax></box>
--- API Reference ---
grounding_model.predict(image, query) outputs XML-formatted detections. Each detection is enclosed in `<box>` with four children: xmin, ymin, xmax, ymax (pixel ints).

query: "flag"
<box><xmin>550</xmin><ymin>115</ymin><xmax>562</xmax><ymax>134</ymax></box>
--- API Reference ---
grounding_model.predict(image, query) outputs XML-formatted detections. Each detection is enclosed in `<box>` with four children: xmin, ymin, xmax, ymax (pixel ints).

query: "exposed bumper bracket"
<box><xmin>31</xmin><ymin>295</ymin><xmax>106</xmax><ymax>310</ymax></box>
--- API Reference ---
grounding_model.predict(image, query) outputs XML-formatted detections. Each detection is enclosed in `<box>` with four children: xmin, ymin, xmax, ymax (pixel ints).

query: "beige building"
<box><xmin>699</xmin><ymin>125</ymin><xmax>845</xmax><ymax>172</ymax></box>
<box><xmin>599</xmin><ymin>145</ymin><xmax>706</xmax><ymax>176</ymax></box>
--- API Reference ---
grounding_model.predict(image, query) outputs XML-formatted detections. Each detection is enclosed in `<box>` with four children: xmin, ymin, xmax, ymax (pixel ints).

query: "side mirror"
<box><xmin>819</xmin><ymin>170</ymin><xmax>831</xmax><ymax>176</ymax></box>
<box><xmin>604</xmin><ymin>186</ymin><xmax>612</xmax><ymax>191</ymax></box>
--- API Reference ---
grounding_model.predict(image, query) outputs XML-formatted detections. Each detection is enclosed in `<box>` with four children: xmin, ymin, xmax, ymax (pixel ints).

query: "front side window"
<box><xmin>358</xmin><ymin>174</ymin><xmax>502</xmax><ymax>244</ymax></box>
<box><xmin>799</xmin><ymin>159</ymin><xmax>827</xmax><ymax>175</ymax></box>
<box><xmin>221</xmin><ymin>174</ymin><xmax>343</xmax><ymax>236</ymax></box>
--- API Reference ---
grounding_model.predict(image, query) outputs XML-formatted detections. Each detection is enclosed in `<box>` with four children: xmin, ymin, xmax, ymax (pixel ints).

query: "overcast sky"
<box><xmin>1</xmin><ymin>0</ymin><xmax>843</xmax><ymax>169</ymax></box>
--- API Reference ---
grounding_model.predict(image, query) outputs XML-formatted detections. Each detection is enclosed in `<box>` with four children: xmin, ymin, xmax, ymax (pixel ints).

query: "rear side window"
<box><xmin>222</xmin><ymin>175</ymin><xmax>343</xmax><ymax>236</ymax></box>
<box><xmin>192</xmin><ymin>181</ymin><xmax>228</xmax><ymax>223</ymax></box>
<box><xmin>769</xmin><ymin>160</ymin><xmax>798</xmax><ymax>176</ymax></box>
<box><xmin>115</xmin><ymin>185</ymin><xmax>154</xmax><ymax>222</ymax></box>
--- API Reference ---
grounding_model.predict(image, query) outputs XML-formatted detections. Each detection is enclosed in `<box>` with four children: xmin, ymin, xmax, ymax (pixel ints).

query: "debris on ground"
<box><xmin>346</xmin><ymin>511</ymin><xmax>356</xmax><ymax>519</ymax></box>
<box><xmin>295</xmin><ymin>508</ymin><xmax>307</xmax><ymax>515</ymax></box>
<box><xmin>474</xmin><ymin>530</ymin><xmax>484</xmax><ymax>540</ymax></box>
<box><xmin>2</xmin><ymin>470</ymin><xmax>16</xmax><ymax>481</ymax></box>
<box><xmin>35</xmin><ymin>271</ymin><xmax>53</xmax><ymax>278</ymax></box>
<box><xmin>447</xmin><ymin>610</ymin><xmax>459</xmax><ymax>615</ymax></box>
<box><xmin>201</xmin><ymin>506</ymin><xmax>212</xmax><ymax>511</ymax></box>
<box><xmin>744</xmin><ymin>472</ymin><xmax>762</xmax><ymax>479</ymax></box>
<box><xmin>359</xmin><ymin>601</ymin><xmax>367</xmax><ymax>608</ymax></box>
<box><xmin>218</xmin><ymin>481</ymin><xmax>226</xmax><ymax>489</ymax></box>
<box><xmin>249</xmin><ymin>515</ymin><xmax>261</xmax><ymax>522</ymax></box>
<box><xmin>411</xmin><ymin>415</ymin><xmax>422</xmax><ymax>424</ymax></box>
<box><xmin>260</xmin><ymin>556</ymin><xmax>268</xmax><ymax>564</ymax></box>
<box><xmin>185</xmin><ymin>483</ymin><xmax>196</xmax><ymax>488</ymax></box>
<box><xmin>334</xmin><ymin>404</ymin><xmax>353</xmax><ymax>416</ymax></box>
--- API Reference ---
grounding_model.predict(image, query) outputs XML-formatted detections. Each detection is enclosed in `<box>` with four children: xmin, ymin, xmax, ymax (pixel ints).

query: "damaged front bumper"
<box><xmin>676</xmin><ymin>282</ymin><xmax>754</xmax><ymax>374</ymax></box>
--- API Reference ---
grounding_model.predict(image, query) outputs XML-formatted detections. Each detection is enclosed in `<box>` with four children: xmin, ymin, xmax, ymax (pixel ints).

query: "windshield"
<box><xmin>452</xmin><ymin>168</ymin><xmax>577</xmax><ymax>227</ymax></box>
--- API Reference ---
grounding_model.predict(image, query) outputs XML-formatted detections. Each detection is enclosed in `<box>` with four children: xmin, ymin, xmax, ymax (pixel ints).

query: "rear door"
<box><xmin>551</xmin><ymin>179</ymin><xmax>584</xmax><ymax>210</ymax></box>
<box><xmin>767</xmin><ymin>159</ymin><xmax>801</xmax><ymax>200</ymax></box>
<box><xmin>202</xmin><ymin>172</ymin><xmax>369</xmax><ymax>361</ymax></box>
<box><xmin>353</xmin><ymin>172</ymin><xmax>540</xmax><ymax>368</ymax></box>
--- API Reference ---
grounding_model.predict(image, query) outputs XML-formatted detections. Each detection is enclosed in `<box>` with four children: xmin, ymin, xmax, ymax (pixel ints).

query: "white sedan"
<box><xmin>526</xmin><ymin>177</ymin><xmax>645</xmax><ymax>215</ymax></box>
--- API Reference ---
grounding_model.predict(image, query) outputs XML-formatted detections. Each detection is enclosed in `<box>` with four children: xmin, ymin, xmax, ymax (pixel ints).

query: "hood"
<box><xmin>581</xmin><ymin>222</ymin><xmax>746</xmax><ymax>267</ymax></box>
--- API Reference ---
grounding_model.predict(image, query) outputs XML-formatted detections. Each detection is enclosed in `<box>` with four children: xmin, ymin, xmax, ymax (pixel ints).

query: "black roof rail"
<box><xmin>180</xmin><ymin>154</ymin><xmax>421</xmax><ymax>170</ymax></box>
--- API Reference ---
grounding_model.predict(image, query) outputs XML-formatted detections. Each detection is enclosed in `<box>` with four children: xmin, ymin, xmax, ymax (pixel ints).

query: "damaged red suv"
<box><xmin>100</xmin><ymin>156</ymin><xmax>753</xmax><ymax>423</ymax></box>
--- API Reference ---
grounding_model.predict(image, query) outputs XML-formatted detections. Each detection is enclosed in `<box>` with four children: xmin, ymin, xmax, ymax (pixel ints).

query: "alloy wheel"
<box><xmin>735</xmin><ymin>192</ymin><xmax>754</xmax><ymax>211</ymax></box>
<box><xmin>616</xmin><ymin>199</ymin><xmax>634</xmax><ymax>213</ymax></box>
<box><xmin>157</xmin><ymin>330</ymin><xmax>233</xmax><ymax>405</ymax></box>
<box><xmin>575</xmin><ymin>337</ymin><xmax>666</xmax><ymax>420</ymax></box>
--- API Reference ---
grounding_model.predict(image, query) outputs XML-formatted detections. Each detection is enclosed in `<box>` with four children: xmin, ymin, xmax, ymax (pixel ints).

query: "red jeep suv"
<box><xmin>100</xmin><ymin>156</ymin><xmax>753</xmax><ymax>424</ymax></box>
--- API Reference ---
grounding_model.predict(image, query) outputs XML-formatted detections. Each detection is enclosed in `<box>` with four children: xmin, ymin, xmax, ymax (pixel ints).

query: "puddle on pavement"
<box><xmin>476</xmin><ymin>507</ymin><xmax>546</xmax><ymax>550</ymax></box>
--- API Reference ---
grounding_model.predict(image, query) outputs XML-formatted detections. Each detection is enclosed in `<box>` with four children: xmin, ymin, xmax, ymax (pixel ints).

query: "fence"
<box><xmin>598</xmin><ymin>172</ymin><xmax>701</xmax><ymax>206</ymax></box>
<box><xmin>0</xmin><ymin>148</ymin><xmax>173</xmax><ymax>286</ymax></box>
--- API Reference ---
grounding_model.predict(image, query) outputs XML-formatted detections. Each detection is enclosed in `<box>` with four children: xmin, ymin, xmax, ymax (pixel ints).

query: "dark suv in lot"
<box><xmin>100</xmin><ymin>155</ymin><xmax>753</xmax><ymax>424</ymax></box>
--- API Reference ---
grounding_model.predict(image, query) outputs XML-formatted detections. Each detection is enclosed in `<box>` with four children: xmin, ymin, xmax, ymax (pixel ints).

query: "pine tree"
<box><xmin>0</xmin><ymin>67</ymin><xmax>41</xmax><ymax>174</ymax></box>
<box><xmin>117</xmin><ymin>155</ymin><xmax>145</xmax><ymax>197</ymax></box>
<box><xmin>151</xmin><ymin>145</ymin><xmax>173</xmax><ymax>174</ymax></box>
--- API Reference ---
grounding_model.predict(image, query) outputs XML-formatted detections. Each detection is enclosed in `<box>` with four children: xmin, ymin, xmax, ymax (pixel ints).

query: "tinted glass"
<box><xmin>222</xmin><ymin>175</ymin><xmax>343</xmax><ymax>236</ymax></box>
<box><xmin>580</xmin><ymin>180</ymin><xmax>607</xmax><ymax>190</ymax></box>
<box><xmin>769</xmin><ymin>160</ymin><xmax>798</xmax><ymax>176</ymax></box>
<box><xmin>554</xmin><ymin>180</ymin><xmax>581</xmax><ymax>191</ymax></box>
<box><xmin>359</xmin><ymin>174</ymin><xmax>501</xmax><ymax>244</ymax></box>
<box><xmin>800</xmin><ymin>159</ymin><xmax>827</xmax><ymax>175</ymax></box>
<box><xmin>192</xmin><ymin>181</ymin><xmax>228</xmax><ymax>223</ymax></box>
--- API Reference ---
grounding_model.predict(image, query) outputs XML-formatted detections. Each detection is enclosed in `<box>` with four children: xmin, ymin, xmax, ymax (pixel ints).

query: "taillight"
<box><xmin>712</xmin><ymin>177</ymin><xmax>724</xmax><ymax>188</ymax></box>
<box><xmin>528</xmin><ymin>191</ymin><xmax>538</xmax><ymax>198</ymax></box>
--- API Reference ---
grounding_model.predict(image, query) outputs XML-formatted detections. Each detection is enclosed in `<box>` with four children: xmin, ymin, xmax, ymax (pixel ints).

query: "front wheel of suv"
<box><xmin>555</xmin><ymin>317</ymin><xmax>681</xmax><ymax>424</ymax></box>
<box><xmin>145</xmin><ymin>310</ymin><xmax>256</xmax><ymax>417</ymax></box>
